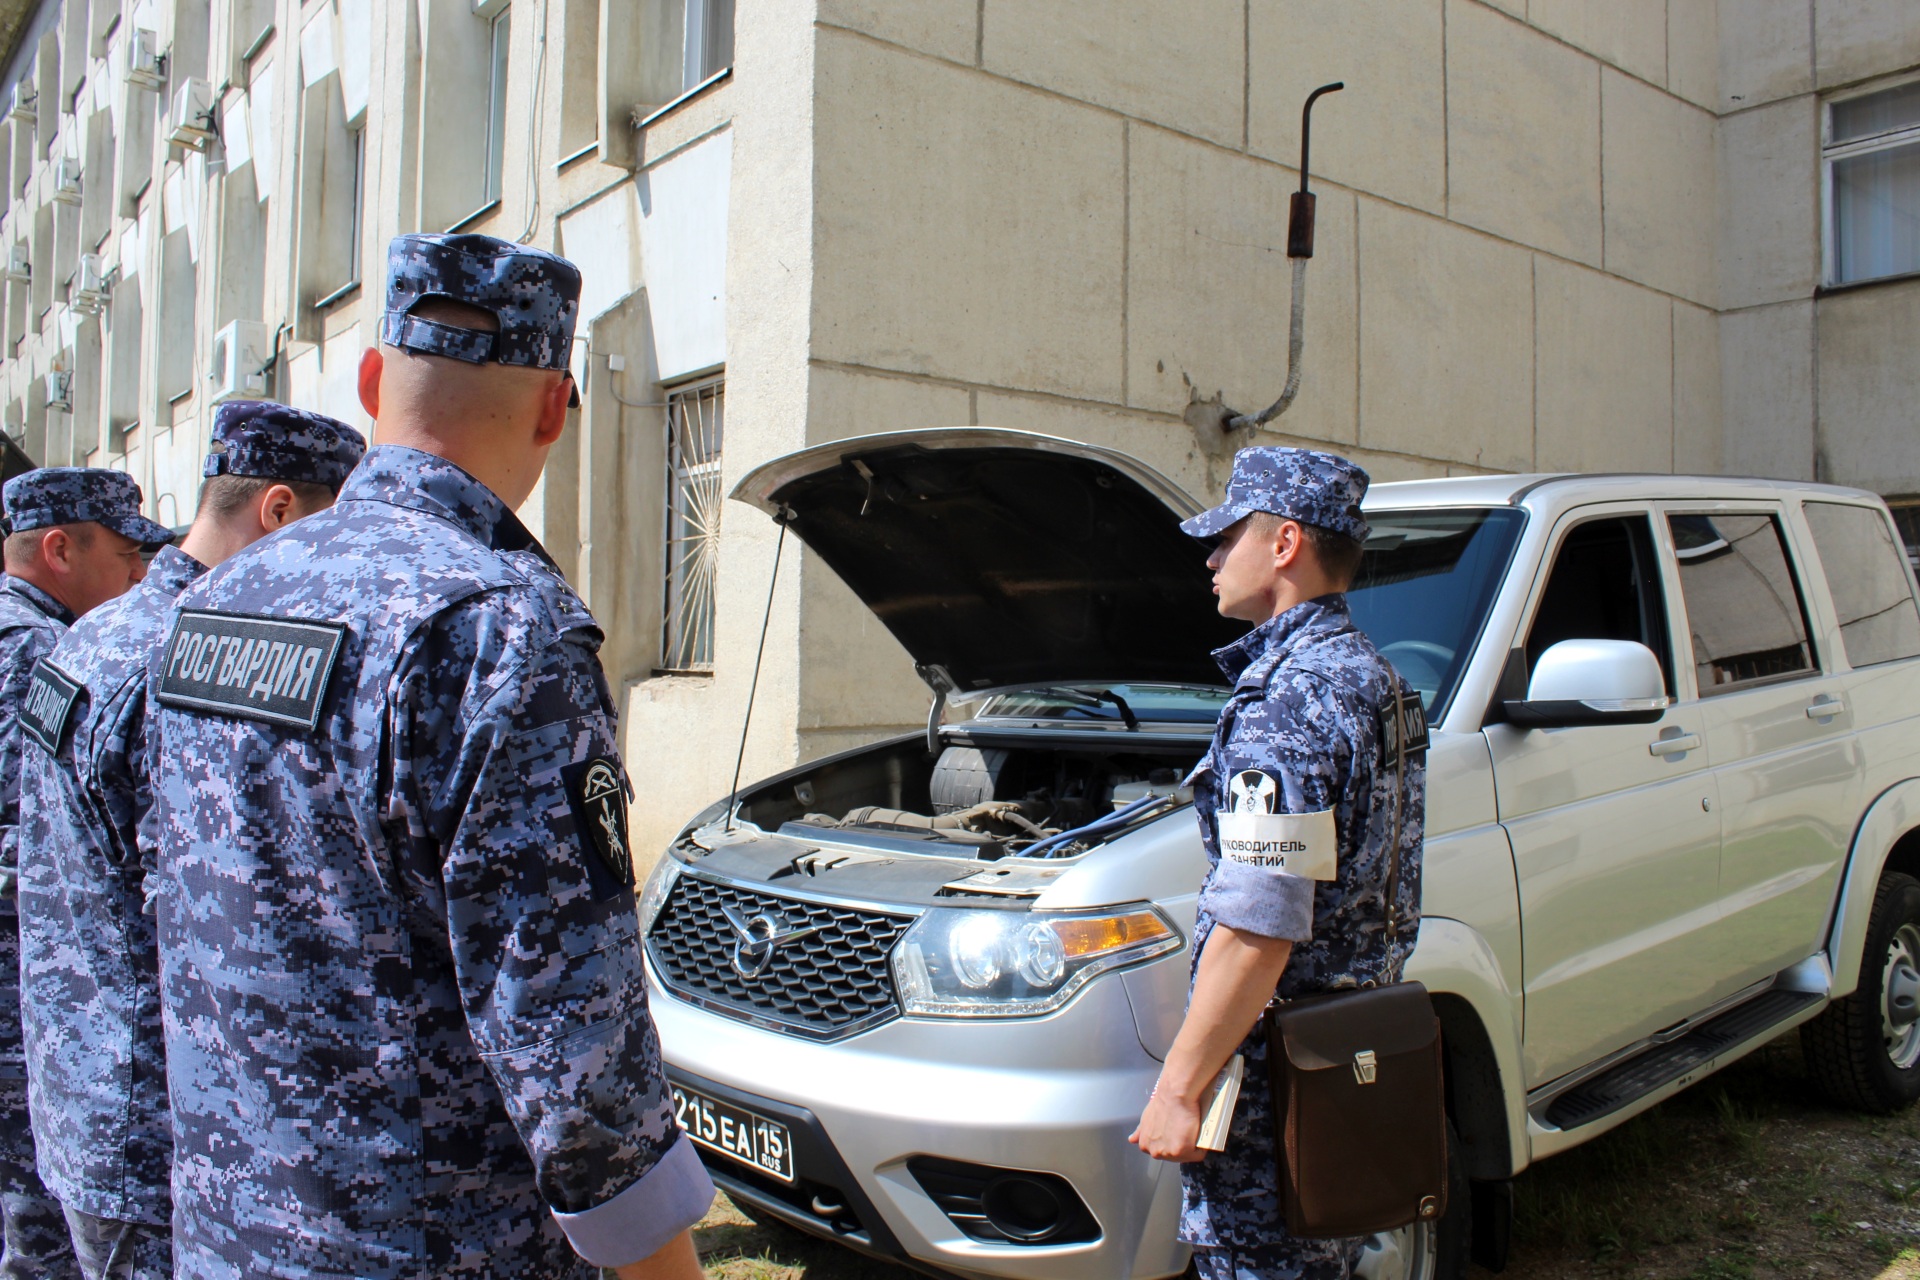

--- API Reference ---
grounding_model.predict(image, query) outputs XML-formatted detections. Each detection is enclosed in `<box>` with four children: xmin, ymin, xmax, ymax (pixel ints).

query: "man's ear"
<box><xmin>532</xmin><ymin>372</ymin><xmax>572</xmax><ymax>448</ymax></box>
<box><xmin>38</xmin><ymin>528</ymin><xmax>72</xmax><ymax>574</ymax></box>
<box><xmin>1271</xmin><ymin>519</ymin><xmax>1305</xmax><ymax>571</ymax></box>
<box><xmin>258</xmin><ymin>483</ymin><xmax>300</xmax><ymax>532</ymax></box>
<box><xmin>357</xmin><ymin>346</ymin><xmax>383</xmax><ymax>421</ymax></box>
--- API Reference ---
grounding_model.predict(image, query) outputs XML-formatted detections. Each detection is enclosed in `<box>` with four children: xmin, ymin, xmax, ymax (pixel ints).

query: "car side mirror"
<box><xmin>1504</xmin><ymin>639</ymin><xmax>1671</xmax><ymax>728</ymax></box>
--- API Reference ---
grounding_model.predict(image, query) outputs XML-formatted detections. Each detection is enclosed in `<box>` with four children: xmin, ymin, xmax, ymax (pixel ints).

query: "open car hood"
<box><xmin>731</xmin><ymin>428</ymin><xmax>1246</xmax><ymax>693</ymax></box>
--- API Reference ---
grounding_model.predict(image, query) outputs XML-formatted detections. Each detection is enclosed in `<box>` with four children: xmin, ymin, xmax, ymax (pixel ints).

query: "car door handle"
<box><xmin>1649</xmin><ymin>733</ymin><xmax>1702</xmax><ymax>757</ymax></box>
<box><xmin>1805</xmin><ymin>696</ymin><xmax>1846</xmax><ymax>720</ymax></box>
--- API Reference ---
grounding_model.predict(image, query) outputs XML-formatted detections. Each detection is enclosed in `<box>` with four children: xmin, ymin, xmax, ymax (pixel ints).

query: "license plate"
<box><xmin>672</xmin><ymin>1084</ymin><xmax>795</xmax><ymax>1184</ymax></box>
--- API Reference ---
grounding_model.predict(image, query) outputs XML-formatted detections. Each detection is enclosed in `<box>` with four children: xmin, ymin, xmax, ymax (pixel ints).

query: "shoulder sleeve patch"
<box><xmin>18</xmin><ymin>660</ymin><xmax>82</xmax><ymax>755</ymax></box>
<box><xmin>154</xmin><ymin>610</ymin><xmax>348</xmax><ymax>731</ymax></box>
<box><xmin>1379</xmin><ymin>692</ymin><xmax>1430</xmax><ymax>761</ymax></box>
<box><xmin>563</xmin><ymin>757</ymin><xmax>634</xmax><ymax>895</ymax></box>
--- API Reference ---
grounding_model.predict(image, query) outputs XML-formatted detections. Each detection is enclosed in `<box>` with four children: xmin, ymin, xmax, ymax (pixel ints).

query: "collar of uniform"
<box><xmin>337</xmin><ymin>444</ymin><xmax>548</xmax><ymax>558</ymax></box>
<box><xmin>0</xmin><ymin>573</ymin><xmax>76</xmax><ymax>626</ymax></box>
<box><xmin>1211</xmin><ymin>593</ymin><xmax>1350</xmax><ymax>689</ymax></box>
<box><xmin>144</xmin><ymin>544</ymin><xmax>208</xmax><ymax>598</ymax></box>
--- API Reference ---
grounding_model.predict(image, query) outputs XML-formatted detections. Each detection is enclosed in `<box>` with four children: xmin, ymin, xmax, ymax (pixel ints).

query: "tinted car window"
<box><xmin>1802</xmin><ymin>502</ymin><xmax>1920</xmax><ymax>669</ymax></box>
<box><xmin>1526</xmin><ymin>515</ymin><xmax>1674</xmax><ymax>694</ymax></box>
<box><xmin>1668</xmin><ymin>513</ymin><xmax>1816</xmax><ymax>692</ymax></box>
<box><xmin>1347</xmin><ymin>509</ymin><xmax>1524</xmax><ymax>720</ymax></box>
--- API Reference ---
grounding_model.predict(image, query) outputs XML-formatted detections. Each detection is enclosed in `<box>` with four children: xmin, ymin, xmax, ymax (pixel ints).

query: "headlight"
<box><xmin>637</xmin><ymin>855</ymin><xmax>682</xmax><ymax>936</ymax></box>
<box><xmin>893</xmin><ymin>905</ymin><xmax>1182</xmax><ymax>1017</ymax></box>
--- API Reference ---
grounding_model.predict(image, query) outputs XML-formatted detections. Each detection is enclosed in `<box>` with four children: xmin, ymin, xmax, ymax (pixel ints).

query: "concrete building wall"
<box><xmin>0</xmin><ymin>0</ymin><xmax>1915</xmax><ymax>862</ymax></box>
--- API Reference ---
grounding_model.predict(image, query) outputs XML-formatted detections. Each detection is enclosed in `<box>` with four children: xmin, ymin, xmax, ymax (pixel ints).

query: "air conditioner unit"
<box><xmin>43</xmin><ymin>370</ymin><xmax>71</xmax><ymax>413</ymax></box>
<box><xmin>5</xmin><ymin>244</ymin><xmax>29</xmax><ymax>284</ymax></box>
<box><xmin>124</xmin><ymin>30</ymin><xmax>165</xmax><ymax>93</ymax></box>
<box><xmin>208</xmin><ymin>319</ymin><xmax>272</xmax><ymax>403</ymax></box>
<box><xmin>72</xmin><ymin>255</ymin><xmax>110</xmax><ymax>313</ymax></box>
<box><xmin>168</xmin><ymin>79</ymin><xmax>216</xmax><ymax>150</ymax></box>
<box><xmin>6</xmin><ymin>80</ymin><xmax>35</xmax><ymax>125</ymax></box>
<box><xmin>51</xmin><ymin>157</ymin><xmax>81</xmax><ymax>206</ymax></box>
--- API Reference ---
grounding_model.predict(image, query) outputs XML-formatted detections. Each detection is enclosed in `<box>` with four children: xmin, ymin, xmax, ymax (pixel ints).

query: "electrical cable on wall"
<box><xmin>517</xmin><ymin>0</ymin><xmax>551</xmax><ymax>243</ymax></box>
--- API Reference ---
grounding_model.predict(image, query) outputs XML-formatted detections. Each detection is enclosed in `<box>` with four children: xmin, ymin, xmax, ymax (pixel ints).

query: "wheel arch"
<box><xmin>1830</xmin><ymin>779</ymin><xmax>1920</xmax><ymax>998</ymax></box>
<box><xmin>1407</xmin><ymin>916</ymin><xmax>1527</xmax><ymax>1179</ymax></box>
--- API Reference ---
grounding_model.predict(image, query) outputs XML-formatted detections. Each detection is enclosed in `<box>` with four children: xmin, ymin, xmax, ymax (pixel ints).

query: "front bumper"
<box><xmin>651</xmin><ymin>966</ymin><xmax>1190</xmax><ymax>1280</ymax></box>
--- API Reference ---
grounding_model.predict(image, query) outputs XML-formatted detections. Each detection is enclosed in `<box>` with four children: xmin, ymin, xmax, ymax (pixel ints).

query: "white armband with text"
<box><xmin>1216</xmin><ymin>807</ymin><xmax>1339</xmax><ymax>881</ymax></box>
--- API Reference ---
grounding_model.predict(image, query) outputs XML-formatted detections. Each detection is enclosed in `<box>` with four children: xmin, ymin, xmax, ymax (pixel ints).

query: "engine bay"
<box><xmin>728</xmin><ymin>737</ymin><xmax>1203</xmax><ymax>862</ymax></box>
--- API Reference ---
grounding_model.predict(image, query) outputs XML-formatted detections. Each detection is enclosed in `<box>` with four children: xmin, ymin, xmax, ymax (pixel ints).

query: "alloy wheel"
<box><xmin>1355</xmin><ymin>1219</ymin><xmax>1437</xmax><ymax>1280</ymax></box>
<box><xmin>1882</xmin><ymin>921</ymin><xmax>1920</xmax><ymax>1071</ymax></box>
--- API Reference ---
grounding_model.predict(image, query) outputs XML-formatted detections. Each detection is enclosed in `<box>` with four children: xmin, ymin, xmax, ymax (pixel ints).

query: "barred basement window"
<box><xmin>1823</xmin><ymin>79</ymin><xmax>1920</xmax><ymax>286</ymax></box>
<box><xmin>662</xmin><ymin>377</ymin><xmax>722</xmax><ymax>673</ymax></box>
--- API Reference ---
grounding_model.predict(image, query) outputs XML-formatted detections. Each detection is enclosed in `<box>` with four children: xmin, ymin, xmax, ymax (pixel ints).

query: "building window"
<box><xmin>485</xmin><ymin>6</ymin><xmax>511</xmax><ymax>208</ymax></box>
<box><xmin>662</xmin><ymin>377</ymin><xmax>722</xmax><ymax>673</ymax></box>
<box><xmin>1824</xmin><ymin>79</ymin><xmax>1920</xmax><ymax>286</ymax></box>
<box><xmin>1889</xmin><ymin>501</ymin><xmax>1920</xmax><ymax>571</ymax></box>
<box><xmin>683</xmin><ymin>0</ymin><xmax>734</xmax><ymax>91</ymax></box>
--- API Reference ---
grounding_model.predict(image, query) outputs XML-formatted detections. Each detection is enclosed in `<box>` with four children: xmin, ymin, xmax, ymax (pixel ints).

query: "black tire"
<box><xmin>1431</xmin><ymin>1121</ymin><xmax>1472</xmax><ymax>1280</ymax></box>
<box><xmin>1802</xmin><ymin>870</ymin><xmax>1920</xmax><ymax>1114</ymax></box>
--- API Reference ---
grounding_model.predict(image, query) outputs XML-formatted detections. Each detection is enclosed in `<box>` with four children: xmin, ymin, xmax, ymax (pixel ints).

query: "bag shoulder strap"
<box><xmin>1382</xmin><ymin>662</ymin><xmax>1408</xmax><ymax>947</ymax></box>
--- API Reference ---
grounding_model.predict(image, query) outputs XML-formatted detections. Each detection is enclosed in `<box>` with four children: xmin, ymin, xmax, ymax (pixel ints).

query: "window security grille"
<box><xmin>662</xmin><ymin>378</ymin><xmax>723</xmax><ymax>673</ymax></box>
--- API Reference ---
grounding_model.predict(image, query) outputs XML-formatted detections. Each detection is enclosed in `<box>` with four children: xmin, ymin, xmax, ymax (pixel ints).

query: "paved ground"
<box><xmin>691</xmin><ymin>1034</ymin><xmax>1920</xmax><ymax>1280</ymax></box>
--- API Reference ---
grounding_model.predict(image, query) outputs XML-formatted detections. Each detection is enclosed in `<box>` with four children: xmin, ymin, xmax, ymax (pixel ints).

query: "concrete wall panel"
<box><xmin>975</xmin><ymin>386</ymin><xmax>1207</xmax><ymax>501</ymax></box>
<box><xmin>1534</xmin><ymin>256</ymin><xmax>1673</xmax><ymax>474</ymax></box>
<box><xmin>1357</xmin><ymin>198</ymin><xmax>1534</xmax><ymax>473</ymax></box>
<box><xmin>1719</xmin><ymin>94</ymin><xmax>1818</xmax><ymax>310</ymax></box>
<box><xmin>807</xmin><ymin>362</ymin><xmax>972</xmax><ymax>446</ymax></box>
<box><xmin>1667</xmin><ymin>0</ymin><xmax>1719</xmax><ymax>110</ymax></box>
<box><xmin>1530</xmin><ymin>0</ymin><xmax>1668</xmax><ymax>86</ymax></box>
<box><xmin>1603</xmin><ymin>69</ymin><xmax>1717</xmax><ymax>306</ymax></box>
<box><xmin>1248</xmin><ymin>0</ymin><xmax>1446</xmax><ymax>215</ymax></box>
<box><xmin>1717</xmin><ymin>0</ymin><xmax>1811</xmax><ymax>110</ymax></box>
<box><xmin>1720</xmin><ymin>300</ymin><xmax>1813</xmax><ymax>481</ymax></box>
<box><xmin>1126</xmin><ymin>125</ymin><xmax>1357</xmax><ymax>448</ymax></box>
<box><xmin>1673</xmin><ymin>299</ymin><xmax>1722</xmax><ymax>474</ymax></box>
<box><xmin>981</xmin><ymin>0</ymin><xmax>1244</xmax><ymax>148</ymax></box>
<box><xmin>817</xmin><ymin>0</ymin><xmax>978</xmax><ymax>66</ymax></box>
<box><xmin>1815</xmin><ymin>282</ymin><xmax>1920</xmax><ymax>495</ymax></box>
<box><xmin>1813</xmin><ymin>0</ymin><xmax>1920</xmax><ymax>91</ymax></box>
<box><xmin>1446</xmin><ymin>0</ymin><xmax>1602</xmax><ymax>265</ymax></box>
<box><xmin>812</xmin><ymin>33</ymin><xmax>1126</xmax><ymax>402</ymax></box>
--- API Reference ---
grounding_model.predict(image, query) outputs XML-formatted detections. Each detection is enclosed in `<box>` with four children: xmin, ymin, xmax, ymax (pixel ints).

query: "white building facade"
<box><xmin>0</xmin><ymin>0</ymin><xmax>1917</xmax><ymax>858</ymax></box>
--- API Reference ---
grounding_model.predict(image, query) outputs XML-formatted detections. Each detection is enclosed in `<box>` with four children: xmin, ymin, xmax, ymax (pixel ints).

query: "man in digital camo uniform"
<box><xmin>148</xmin><ymin>233</ymin><xmax>711</xmax><ymax>1280</ymax></box>
<box><xmin>16</xmin><ymin>402</ymin><xmax>366</xmax><ymax>1280</ymax></box>
<box><xmin>0</xmin><ymin>468</ymin><xmax>172</xmax><ymax>1279</ymax></box>
<box><xmin>1130</xmin><ymin>447</ymin><xmax>1427</xmax><ymax>1280</ymax></box>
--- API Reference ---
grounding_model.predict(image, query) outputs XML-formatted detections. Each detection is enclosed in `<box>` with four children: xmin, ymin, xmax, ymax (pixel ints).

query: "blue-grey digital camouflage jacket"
<box><xmin>0</xmin><ymin>574</ymin><xmax>76</xmax><ymax>1191</ymax></box>
<box><xmin>1178</xmin><ymin>595</ymin><xmax>1426</xmax><ymax>1253</ymax></box>
<box><xmin>149</xmin><ymin>446</ymin><xmax>711</xmax><ymax>1279</ymax></box>
<box><xmin>17</xmin><ymin>545</ymin><xmax>205</xmax><ymax>1226</ymax></box>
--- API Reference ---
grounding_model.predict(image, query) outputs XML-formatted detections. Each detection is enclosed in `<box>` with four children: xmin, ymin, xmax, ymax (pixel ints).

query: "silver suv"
<box><xmin>640</xmin><ymin>429</ymin><xmax>1920</xmax><ymax>1280</ymax></box>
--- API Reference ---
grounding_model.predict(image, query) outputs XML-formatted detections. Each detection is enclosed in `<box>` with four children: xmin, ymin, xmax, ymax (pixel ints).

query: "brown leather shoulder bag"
<box><xmin>1263</xmin><ymin>679</ymin><xmax>1447</xmax><ymax>1238</ymax></box>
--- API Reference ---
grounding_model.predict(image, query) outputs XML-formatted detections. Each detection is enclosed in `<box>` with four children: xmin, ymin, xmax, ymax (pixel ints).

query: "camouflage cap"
<box><xmin>382</xmin><ymin>234</ymin><xmax>581</xmax><ymax>399</ymax></box>
<box><xmin>1180</xmin><ymin>446</ymin><xmax>1371</xmax><ymax>543</ymax></box>
<box><xmin>2</xmin><ymin>466</ymin><xmax>174</xmax><ymax>548</ymax></box>
<box><xmin>202</xmin><ymin>400</ymin><xmax>368</xmax><ymax>491</ymax></box>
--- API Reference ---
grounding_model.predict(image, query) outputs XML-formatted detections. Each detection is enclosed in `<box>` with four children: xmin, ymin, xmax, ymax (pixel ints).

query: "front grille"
<box><xmin>647</xmin><ymin>873</ymin><xmax>916</xmax><ymax>1039</ymax></box>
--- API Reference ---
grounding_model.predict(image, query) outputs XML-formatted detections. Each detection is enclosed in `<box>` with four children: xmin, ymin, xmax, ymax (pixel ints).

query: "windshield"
<box><xmin>970</xmin><ymin>683</ymin><xmax>1230</xmax><ymax>725</ymax></box>
<box><xmin>1349</xmin><ymin>508</ymin><xmax>1525</xmax><ymax>720</ymax></box>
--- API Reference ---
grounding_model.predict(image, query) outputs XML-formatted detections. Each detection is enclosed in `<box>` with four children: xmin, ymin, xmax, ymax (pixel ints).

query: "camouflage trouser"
<box><xmin>0</xmin><ymin>1084</ymin><xmax>77</xmax><ymax>1280</ymax></box>
<box><xmin>60</xmin><ymin>1211</ymin><xmax>168</xmax><ymax>1280</ymax></box>
<box><xmin>1189</xmin><ymin>1240</ymin><xmax>1366</xmax><ymax>1280</ymax></box>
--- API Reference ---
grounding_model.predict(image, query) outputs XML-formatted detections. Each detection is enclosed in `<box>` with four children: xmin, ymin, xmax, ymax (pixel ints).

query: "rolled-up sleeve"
<box><xmin>425</xmin><ymin>613</ymin><xmax>711</xmax><ymax>1265</ymax></box>
<box><xmin>1197</xmin><ymin>673</ymin><xmax>1350</xmax><ymax>943</ymax></box>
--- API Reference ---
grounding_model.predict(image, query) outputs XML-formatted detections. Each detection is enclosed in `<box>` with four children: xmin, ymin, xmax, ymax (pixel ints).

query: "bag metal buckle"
<box><xmin>1353</xmin><ymin>1049</ymin><xmax>1378</xmax><ymax>1085</ymax></box>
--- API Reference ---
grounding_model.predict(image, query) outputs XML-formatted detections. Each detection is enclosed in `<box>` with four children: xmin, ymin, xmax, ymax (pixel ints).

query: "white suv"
<box><xmin>639</xmin><ymin>429</ymin><xmax>1920</xmax><ymax>1280</ymax></box>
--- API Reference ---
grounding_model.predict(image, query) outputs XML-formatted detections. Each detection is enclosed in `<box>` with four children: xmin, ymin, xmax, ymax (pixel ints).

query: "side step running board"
<box><xmin>1538</xmin><ymin>988</ymin><xmax>1823</xmax><ymax>1131</ymax></box>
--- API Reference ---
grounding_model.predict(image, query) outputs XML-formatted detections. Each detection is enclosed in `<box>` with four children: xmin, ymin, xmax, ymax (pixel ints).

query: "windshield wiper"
<box><xmin>1030</xmin><ymin>686</ymin><xmax>1140</xmax><ymax>731</ymax></box>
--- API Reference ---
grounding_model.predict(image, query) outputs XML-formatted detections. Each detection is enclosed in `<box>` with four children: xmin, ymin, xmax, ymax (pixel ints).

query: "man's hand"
<box><xmin>612</xmin><ymin>1229</ymin><xmax>702</xmax><ymax>1280</ymax></box>
<box><xmin>1130</xmin><ymin>924</ymin><xmax>1293</xmax><ymax>1163</ymax></box>
<box><xmin>1130</xmin><ymin>1084</ymin><xmax>1206</xmax><ymax>1162</ymax></box>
